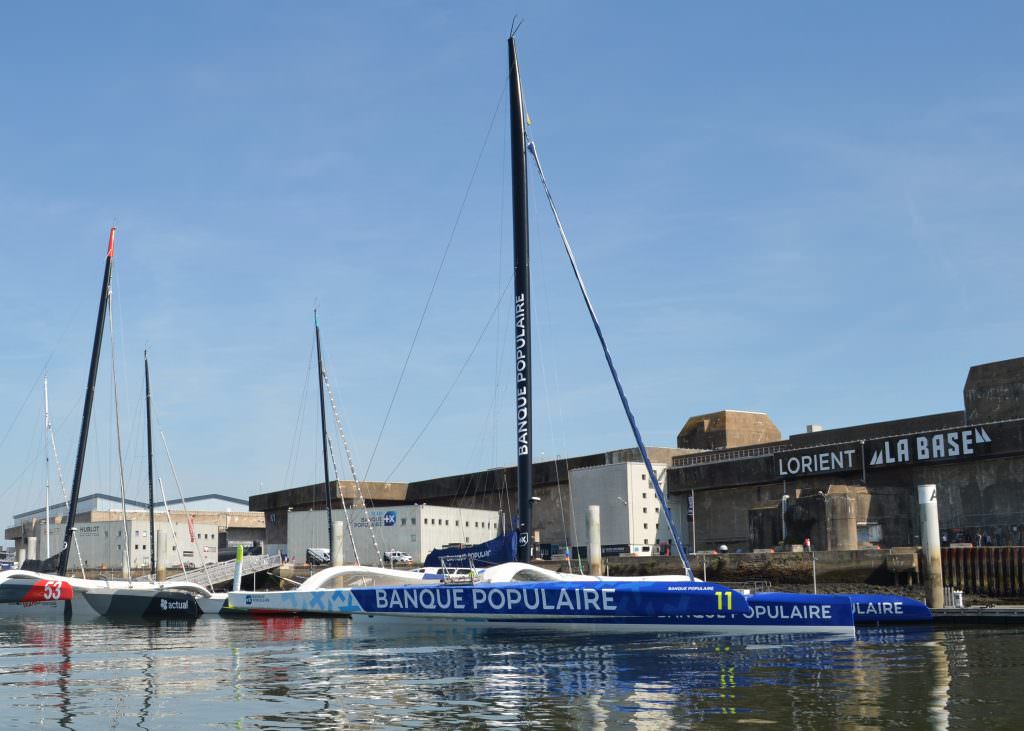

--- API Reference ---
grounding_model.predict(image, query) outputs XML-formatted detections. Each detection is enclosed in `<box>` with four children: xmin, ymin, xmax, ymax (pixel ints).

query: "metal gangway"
<box><xmin>156</xmin><ymin>553</ymin><xmax>283</xmax><ymax>587</ymax></box>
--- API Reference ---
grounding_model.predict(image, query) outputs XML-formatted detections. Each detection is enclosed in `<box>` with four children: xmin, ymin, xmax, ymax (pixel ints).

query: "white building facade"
<box><xmin>282</xmin><ymin>504</ymin><xmax>501</xmax><ymax>565</ymax></box>
<box><xmin>568</xmin><ymin>462</ymin><xmax>688</xmax><ymax>554</ymax></box>
<box><xmin>21</xmin><ymin>517</ymin><xmax>219</xmax><ymax>572</ymax></box>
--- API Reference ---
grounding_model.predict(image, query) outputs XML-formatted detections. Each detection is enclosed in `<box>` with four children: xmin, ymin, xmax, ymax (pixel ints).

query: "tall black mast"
<box><xmin>57</xmin><ymin>228</ymin><xmax>115</xmax><ymax>576</ymax></box>
<box><xmin>315</xmin><ymin>311</ymin><xmax>336</xmax><ymax>561</ymax></box>
<box><xmin>145</xmin><ymin>350</ymin><xmax>155</xmax><ymax>575</ymax></box>
<box><xmin>509</xmin><ymin>35</ymin><xmax>533</xmax><ymax>562</ymax></box>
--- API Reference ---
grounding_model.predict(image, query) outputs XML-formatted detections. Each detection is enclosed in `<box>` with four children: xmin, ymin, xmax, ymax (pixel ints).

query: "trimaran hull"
<box><xmin>219</xmin><ymin>33</ymin><xmax>928</xmax><ymax>638</ymax></box>
<box><xmin>227</xmin><ymin>585</ymin><xmax>855</xmax><ymax>636</ymax></box>
<box><xmin>0</xmin><ymin>570</ymin><xmax>218</xmax><ymax>620</ymax></box>
<box><xmin>225</xmin><ymin>565</ymin><xmax>873</xmax><ymax>635</ymax></box>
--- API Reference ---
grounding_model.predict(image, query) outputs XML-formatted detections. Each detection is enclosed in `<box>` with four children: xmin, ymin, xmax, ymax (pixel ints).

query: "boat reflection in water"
<box><xmin>3</xmin><ymin>616</ymin><xmax>1019</xmax><ymax>728</ymax></box>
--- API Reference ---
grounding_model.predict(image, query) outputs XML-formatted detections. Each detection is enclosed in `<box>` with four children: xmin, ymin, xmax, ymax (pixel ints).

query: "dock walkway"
<box><xmin>932</xmin><ymin>605</ymin><xmax>1024</xmax><ymax>625</ymax></box>
<box><xmin>155</xmin><ymin>554</ymin><xmax>283</xmax><ymax>587</ymax></box>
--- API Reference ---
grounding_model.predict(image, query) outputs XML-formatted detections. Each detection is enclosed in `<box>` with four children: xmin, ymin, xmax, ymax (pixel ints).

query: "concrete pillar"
<box><xmin>232</xmin><ymin>544</ymin><xmax>244</xmax><ymax>592</ymax></box>
<box><xmin>26</xmin><ymin>536</ymin><xmax>38</xmax><ymax>562</ymax></box>
<box><xmin>331</xmin><ymin>521</ymin><xmax>345</xmax><ymax>567</ymax></box>
<box><xmin>826</xmin><ymin>494</ymin><xmax>858</xmax><ymax>551</ymax></box>
<box><xmin>587</xmin><ymin>505</ymin><xmax>602</xmax><ymax>576</ymax></box>
<box><xmin>918</xmin><ymin>484</ymin><xmax>944</xmax><ymax>609</ymax></box>
<box><xmin>156</xmin><ymin>530</ymin><xmax>167</xmax><ymax>581</ymax></box>
<box><xmin>16</xmin><ymin>547</ymin><xmax>26</xmax><ymax>567</ymax></box>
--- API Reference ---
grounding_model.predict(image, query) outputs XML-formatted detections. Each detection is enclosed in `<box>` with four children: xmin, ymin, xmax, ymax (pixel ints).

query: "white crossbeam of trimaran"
<box><xmin>226</xmin><ymin>563</ymin><xmax>860</xmax><ymax>636</ymax></box>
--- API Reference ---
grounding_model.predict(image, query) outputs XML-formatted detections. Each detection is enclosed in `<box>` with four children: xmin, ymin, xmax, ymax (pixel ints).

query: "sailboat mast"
<box><xmin>43</xmin><ymin>377</ymin><xmax>51</xmax><ymax>558</ymax></box>
<box><xmin>315</xmin><ymin>311</ymin><xmax>336</xmax><ymax>561</ymax></box>
<box><xmin>509</xmin><ymin>35</ymin><xmax>533</xmax><ymax>562</ymax></box>
<box><xmin>57</xmin><ymin>227</ymin><xmax>115</xmax><ymax>576</ymax></box>
<box><xmin>145</xmin><ymin>350</ymin><xmax>156</xmax><ymax>575</ymax></box>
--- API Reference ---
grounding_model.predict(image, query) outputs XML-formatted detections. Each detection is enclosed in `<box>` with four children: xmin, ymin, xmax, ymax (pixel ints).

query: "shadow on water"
<box><xmin>2</xmin><ymin>616</ymin><xmax>1024</xmax><ymax>729</ymax></box>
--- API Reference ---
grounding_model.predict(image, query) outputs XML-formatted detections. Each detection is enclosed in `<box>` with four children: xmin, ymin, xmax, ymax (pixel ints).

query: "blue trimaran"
<box><xmin>228</xmin><ymin>32</ymin><xmax>930</xmax><ymax>634</ymax></box>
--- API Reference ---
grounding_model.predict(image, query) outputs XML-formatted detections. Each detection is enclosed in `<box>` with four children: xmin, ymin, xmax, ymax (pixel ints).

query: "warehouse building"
<box><xmin>252</xmin><ymin>357</ymin><xmax>1024</xmax><ymax>558</ymax></box>
<box><xmin>670</xmin><ymin>357</ymin><xmax>1024</xmax><ymax>552</ymax></box>
<box><xmin>6</xmin><ymin>493</ymin><xmax>264</xmax><ymax>571</ymax></box>
<box><xmin>280</xmin><ymin>504</ymin><xmax>501</xmax><ymax>565</ymax></box>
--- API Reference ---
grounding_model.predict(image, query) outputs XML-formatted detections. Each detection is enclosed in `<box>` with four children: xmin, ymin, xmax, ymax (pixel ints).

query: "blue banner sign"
<box><xmin>424</xmin><ymin>532</ymin><xmax>517</xmax><ymax>567</ymax></box>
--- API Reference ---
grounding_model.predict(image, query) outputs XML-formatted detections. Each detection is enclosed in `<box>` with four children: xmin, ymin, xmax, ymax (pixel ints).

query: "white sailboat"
<box><xmin>0</xmin><ymin>229</ymin><xmax>217</xmax><ymax>620</ymax></box>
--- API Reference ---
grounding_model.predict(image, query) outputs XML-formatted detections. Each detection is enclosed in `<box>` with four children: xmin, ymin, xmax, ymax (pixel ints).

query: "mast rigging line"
<box><xmin>282</xmin><ymin>340</ymin><xmax>316</xmax><ymax>493</ymax></box>
<box><xmin>156</xmin><ymin>427</ymin><xmax>215</xmax><ymax>589</ymax></box>
<box><xmin>0</xmin><ymin>343</ymin><xmax>67</xmax><ymax>456</ymax></box>
<box><xmin>108</xmin><ymin>292</ymin><xmax>134</xmax><ymax>585</ymax></box>
<box><xmin>156</xmin><ymin>475</ymin><xmax>190</xmax><ymax>581</ymax></box>
<box><xmin>381</xmin><ymin>274</ymin><xmax>514</xmax><ymax>487</ymax></box>
<box><xmin>528</xmin><ymin>173</ymin><xmax>579</xmax><ymax>558</ymax></box>
<box><xmin>319</xmin><ymin>361</ymin><xmax>372</xmax><ymax>564</ymax></box>
<box><xmin>359</xmin><ymin>81</ymin><xmax>508</xmax><ymax>487</ymax></box>
<box><xmin>47</xmin><ymin>406</ymin><xmax>84</xmax><ymax>576</ymax></box>
<box><xmin>526</xmin><ymin>136</ymin><xmax>693</xmax><ymax>576</ymax></box>
<box><xmin>318</xmin><ymin>349</ymin><xmax>383</xmax><ymax>564</ymax></box>
<box><xmin>323</xmin><ymin>434</ymin><xmax>361</xmax><ymax>565</ymax></box>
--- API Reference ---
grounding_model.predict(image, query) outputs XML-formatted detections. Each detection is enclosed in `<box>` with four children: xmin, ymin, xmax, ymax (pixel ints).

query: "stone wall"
<box><xmin>676</xmin><ymin>410</ymin><xmax>781</xmax><ymax>450</ymax></box>
<box><xmin>964</xmin><ymin>357</ymin><xmax>1024</xmax><ymax>423</ymax></box>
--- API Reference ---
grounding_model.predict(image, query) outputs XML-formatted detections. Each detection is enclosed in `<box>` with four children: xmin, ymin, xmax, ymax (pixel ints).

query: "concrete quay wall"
<box><xmin>538</xmin><ymin>549</ymin><xmax>919</xmax><ymax>585</ymax></box>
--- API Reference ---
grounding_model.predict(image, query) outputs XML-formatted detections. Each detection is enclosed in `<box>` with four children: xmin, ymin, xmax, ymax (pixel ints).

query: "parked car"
<box><xmin>383</xmin><ymin>550</ymin><xmax>413</xmax><ymax>564</ymax></box>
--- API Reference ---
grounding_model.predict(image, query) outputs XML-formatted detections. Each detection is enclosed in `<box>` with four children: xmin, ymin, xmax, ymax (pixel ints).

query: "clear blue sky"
<box><xmin>1</xmin><ymin>3</ymin><xmax>1022</xmax><ymax>534</ymax></box>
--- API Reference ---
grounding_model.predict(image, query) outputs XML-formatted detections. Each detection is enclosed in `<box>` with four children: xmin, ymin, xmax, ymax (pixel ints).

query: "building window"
<box><xmin>644</xmin><ymin>539</ymin><xmax>649</xmax><ymax>545</ymax></box>
<box><xmin>655</xmin><ymin>507</ymin><xmax>659</xmax><ymax>513</ymax></box>
<box><xmin>643</xmin><ymin>507</ymin><xmax>648</xmax><ymax>514</ymax></box>
<box><xmin>445</xmin><ymin>520</ymin><xmax>449</xmax><ymax>526</ymax></box>
<box><xmin>641</xmin><ymin>493</ymin><xmax>646</xmax><ymax>499</ymax></box>
<box><xmin>412</xmin><ymin>518</ymin><xmax>416</xmax><ymax>525</ymax></box>
<box><xmin>401</xmin><ymin>518</ymin><xmax>407</xmax><ymax>526</ymax></box>
<box><xmin>642</xmin><ymin>474</ymin><xmax>646</xmax><ymax>481</ymax></box>
<box><xmin>643</xmin><ymin>523</ymin><xmax>648</xmax><ymax>529</ymax></box>
<box><xmin>410</xmin><ymin>535</ymin><xmax>416</xmax><ymax>542</ymax></box>
<box><xmin>135</xmin><ymin>544</ymin><xmax>139</xmax><ymax>550</ymax></box>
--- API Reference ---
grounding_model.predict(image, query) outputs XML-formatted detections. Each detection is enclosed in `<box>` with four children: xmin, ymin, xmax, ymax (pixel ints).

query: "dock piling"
<box><xmin>587</xmin><ymin>505</ymin><xmax>602</xmax><ymax>576</ymax></box>
<box><xmin>919</xmin><ymin>483</ymin><xmax>945</xmax><ymax>609</ymax></box>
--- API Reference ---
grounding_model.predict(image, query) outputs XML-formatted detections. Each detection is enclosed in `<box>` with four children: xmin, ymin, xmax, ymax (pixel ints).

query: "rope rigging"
<box><xmin>359</xmin><ymin>82</ymin><xmax>508</xmax><ymax>489</ymax></box>
<box><xmin>380</xmin><ymin>275</ymin><xmax>514</xmax><ymax>487</ymax></box>
<box><xmin>158</xmin><ymin>429</ymin><xmax>215</xmax><ymax>588</ymax></box>
<box><xmin>319</xmin><ymin>362</ymin><xmax>369</xmax><ymax>565</ymax></box>
<box><xmin>44</xmin><ymin>379</ymin><xmax>86</xmax><ymax>577</ymax></box>
<box><xmin>107</xmin><ymin>285</ymin><xmax>134</xmax><ymax>585</ymax></box>
<box><xmin>526</xmin><ymin>135</ymin><xmax>694</xmax><ymax>577</ymax></box>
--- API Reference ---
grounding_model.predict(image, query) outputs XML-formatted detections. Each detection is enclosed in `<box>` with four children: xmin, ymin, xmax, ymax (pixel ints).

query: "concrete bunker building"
<box><xmin>253</xmin><ymin>357</ymin><xmax>1024</xmax><ymax>559</ymax></box>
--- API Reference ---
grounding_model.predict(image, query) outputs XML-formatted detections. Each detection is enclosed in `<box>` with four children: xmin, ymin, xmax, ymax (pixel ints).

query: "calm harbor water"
<box><xmin>0</xmin><ymin>615</ymin><xmax>1022</xmax><ymax>729</ymax></box>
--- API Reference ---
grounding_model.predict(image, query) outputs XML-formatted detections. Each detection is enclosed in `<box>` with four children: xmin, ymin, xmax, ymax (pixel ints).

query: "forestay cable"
<box><xmin>319</xmin><ymin>366</ymin><xmax>365</xmax><ymax>564</ymax></box>
<box><xmin>527</xmin><ymin>137</ymin><xmax>693</xmax><ymax>576</ymax></box>
<box><xmin>321</xmin><ymin>361</ymin><xmax>382</xmax><ymax>565</ymax></box>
